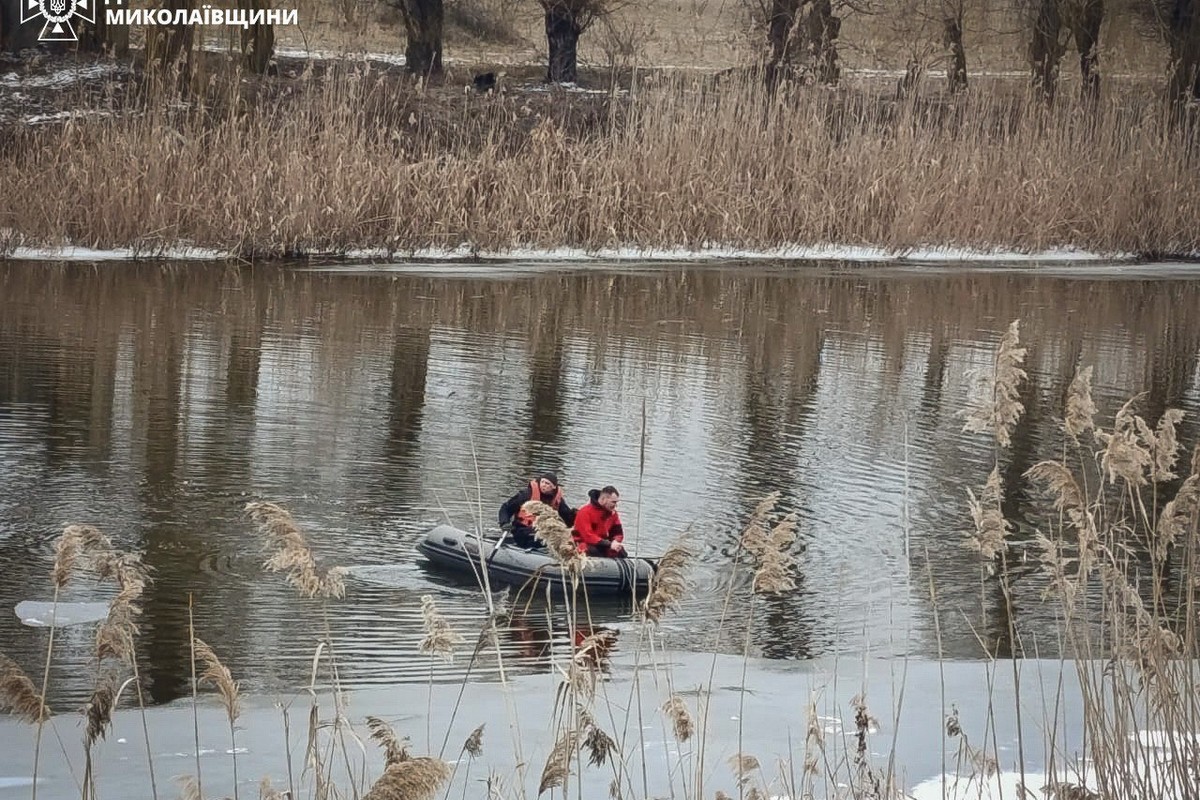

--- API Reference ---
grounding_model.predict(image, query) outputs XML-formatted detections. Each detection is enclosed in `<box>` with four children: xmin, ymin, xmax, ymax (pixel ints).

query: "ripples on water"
<box><xmin>1</xmin><ymin>262</ymin><xmax>1198</xmax><ymax>705</ymax></box>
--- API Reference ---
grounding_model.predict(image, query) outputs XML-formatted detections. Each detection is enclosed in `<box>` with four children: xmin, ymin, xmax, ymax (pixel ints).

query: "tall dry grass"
<box><xmin>0</xmin><ymin>66</ymin><xmax>1196</xmax><ymax>258</ymax></box>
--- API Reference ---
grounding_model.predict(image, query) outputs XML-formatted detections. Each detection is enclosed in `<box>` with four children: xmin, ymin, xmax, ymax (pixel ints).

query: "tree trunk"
<box><xmin>1029</xmin><ymin>0</ymin><xmax>1065</xmax><ymax>104</ymax></box>
<box><xmin>803</xmin><ymin>0</ymin><xmax>840</xmax><ymax>85</ymax></box>
<box><xmin>1167</xmin><ymin>0</ymin><xmax>1200</xmax><ymax>110</ymax></box>
<box><xmin>766</xmin><ymin>0</ymin><xmax>802</xmax><ymax>84</ymax></box>
<box><xmin>943</xmin><ymin>7</ymin><xmax>968</xmax><ymax>93</ymax></box>
<box><xmin>1072</xmin><ymin>0</ymin><xmax>1103</xmax><ymax>103</ymax></box>
<box><xmin>399</xmin><ymin>0</ymin><xmax>443</xmax><ymax>77</ymax></box>
<box><xmin>146</xmin><ymin>0</ymin><xmax>196</xmax><ymax>70</ymax></box>
<box><xmin>239</xmin><ymin>0</ymin><xmax>275</xmax><ymax>75</ymax></box>
<box><xmin>544</xmin><ymin>3</ymin><xmax>582</xmax><ymax>84</ymax></box>
<box><xmin>79</xmin><ymin>5</ymin><xmax>130</xmax><ymax>56</ymax></box>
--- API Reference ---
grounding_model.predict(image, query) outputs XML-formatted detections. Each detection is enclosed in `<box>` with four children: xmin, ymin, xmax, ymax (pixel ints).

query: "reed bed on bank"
<box><xmin>0</xmin><ymin>64</ymin><xmax>1197</xmax><ymax>259</ymax></box>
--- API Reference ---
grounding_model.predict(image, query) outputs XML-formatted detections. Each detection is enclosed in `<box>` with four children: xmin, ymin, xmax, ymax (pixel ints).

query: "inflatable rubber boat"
<box><xmin>417</xmin><ymin>525</ymin><xmax>657</xmax><ymax>596</ymax></box>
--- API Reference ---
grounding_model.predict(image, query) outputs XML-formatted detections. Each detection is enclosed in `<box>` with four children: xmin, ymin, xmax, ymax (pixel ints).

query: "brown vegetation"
<box><xmin>0</xmin><ymin>60</ymin><xmax>1195</xmax><ymax>259</ymax></box>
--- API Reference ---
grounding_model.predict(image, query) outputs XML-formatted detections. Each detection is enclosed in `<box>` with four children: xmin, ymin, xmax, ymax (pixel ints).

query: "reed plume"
<box><xmin>1148</xmin><ymin>409</ymin><xmax>1185</xmax><ymax>482</ymax></box>
<box><xmin>583</xmin><ymin>723</ymin><xmax>616</xmax><ymax>767</ymax></box>
<box><xmin>522</xmin><ymin>500</ymin><xmax>584</xmax><ymax>569</ymax></box>
<box><xmin>362</xmin><ymin>757</ymin><xmax>451</xmax><ymax>800</ymax></box>
<box><xmin>1156</xmin><ymin>478</ymin><xmax>1199</xmax><ymax>563</ymax></box>
<box><xmin>245</xmin><ymin>501</ymin><xmax>347</xmax><ymax>599</ymax></box>
<box><xmin>175</xmin><ymin>775</ymin><xmax>202</xmax><ymax>800</ymax></box>
<box><xmin>52</xmin><ymin>524</ymin><xmax>109</xmax><ymax>588</ymax></box>
<box><xmin>661</xmin><ymin>695</ymin><xmax>694</xmax><ymax>742</ymax></box>
<box><xmin>94</xmin><ymin>551</ymin><xmax>149</xmax><ymax>666</ymax></box>
<box><xmin>1095</xmin><ymin>396</ymin><xmax>1153</xmax><ymax>487</ymax></box>
<box><xmin>194</xmin><ymin>639</ymin><xmax>241</xmax><ymax>722</ymax></box>
<box><xmin>1025</xmin><ymin>461</ymin><xmax>1100</xmax><ymax>574</ymax></box>
<box><xmin>84</xmin><ymin>672</ymin><xmax>118</xmax><ymax>748</ymax></box>
<box><xmin>641</xmin><ymin>537</ymin><xmax>692</xmax><ymax>623</ymax></box>
<box><xmin>573</xmin><ymin>628</ymin><xmax>618</xmax><ymax>670</ymax></box>
<box><xmin>0</xmin><ymin>653</ymin><xmax>50</xmax><ymax>722</ymax></box>
<box><xmin>538</xmin><ymin>729</ymin><xmax>578</xmax><ymax>795</ymax></box>
<box><xmin>418</xmin><ymin>595</ymin><xmax>463</xmax><ymax>661</ymax></box>
<box><xmin>367</xmin><ymin>716</ymin><xmax>411</xmax><ymax>768</ymax></box>
<box><xmin>965</xmin><ymin>467</ymin><xmax>1012</xmax><ymax>564</ymax></box>
<box><xmin>750</xmin><ymin>513</ymin><xmax>799</xmax><ymax>594</ymax></box>
<box><xmin>1064</xmin><ymin>366</ymin><xmax>1098</xmax><ymax>440</ymax></box>
<box><xmin>960</xmin><ymin>319</ymin><xmax>1027</xmax><ymax>448</ymax></box>
<box><xmin>259</xmin><ymin>777</ymin><xmax>286</xmax><ymax>799</ymax></box>
<box><xmin>728</xmin><ymin>753</ymin><xmax>760</xmax><ymax>787</ymax></box>
<box><xmin>463</xmin><ymin>723</ymin><xmax>485</xmax><ymax>757</ymax></box>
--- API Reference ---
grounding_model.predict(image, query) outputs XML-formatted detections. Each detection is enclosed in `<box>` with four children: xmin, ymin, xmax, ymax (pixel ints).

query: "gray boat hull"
<box><xmin>417</xmin><ymin>525</ymin><xmax>656</xmax><ymax>596</ymax></box>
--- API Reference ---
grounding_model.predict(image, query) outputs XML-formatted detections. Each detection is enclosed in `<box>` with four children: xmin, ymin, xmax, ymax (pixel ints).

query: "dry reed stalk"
<box><xmin>537</xmin><ymin>728</ymin><xmax>578</xmax><ymax>795</ymax></box>
<box><xmin>259</xmin><ymin>777</ymin><xmax>286</xmax><ymax>799</ymax></box>
<box><xmin>751</xmin><ymin>513</ymin><xmax>799</xmax><ymax>594</ymax></box>
<box><xmin>175</xmin><ymin>774</ymin><xmax>203</xmax><ymax>800</ymax></box>
<box><xmin>640</xmin><ymin>537</ymin><xmax>692</xmax><ymax>623</ymax></box>
<box><xmin>366</xmin><ymin>716</ymin><xmax>411</xmax><ymax>768</ymax></box>
<box><xmin>960</xmin><ymin>319</ymin><xmax>1027</xmax><ymax>448</ymax></box>
<box><xmin>418</xmin><ymin>595</ymin><xmax>463</xmax><ymax>661</ymax></box>
<box><xmin>462</xmin><ymin>723</ymin><xmax>485</xmax><ymax>757</ymax></box>
<box><xmin>661</xmin><ymin>695</ymin><xmax>694</xmax><ymax>742</ymax></box>
<box><xmin>361</xmin><ymin>757</ymin><xmax>451</xmax><ymax>800</ymax></box>
<box><xmin>4</xmin><ymin>72</ymin><xmax>1200</xmax><ymax>258</ymax></box>
<box><xmin>194</xmin><ymin>639</ymin><xmax>241</xmax><ymax>722</ymax></box>
<box><xmin>521</xmin><ymin>500</ymin><xmax>585</xmax><ymax>570</ymax></box>
<box><xmin>572</xmin><ymin>628</ymin><xmax>618</xmax><ymax>671</ymax></box>
<box><xmin>245</xmin><ymin>501</ymin><xmax>347</xmax><ymax>599</ymax></box>
<box><xmin>964</xmin><ymin>467</ymin><xmax>1012</xmax><ymax>564</ymax></box>
<box><xmin>1095</xmin><ymin>396</ymin><xmax>1154</xmax><ymax>487</ymax></box>
<box><xmin>728</xmin><ymin>753</ymin><xmax>760</xmax><ymax>787</ymax></box>
<box><xmin>194</xmin><ymin>637</ymin><xmax>242</xmax><ymax>799</ymax></box>
<box><xmin>0</xmin><ymin>653</ymin><xmax>50</xmax><ymax>722</ymax></box>
<box><xmin>1064</xmin><ymin>366</ymin><xmax>1098</xmax><ymax>441</ymax></box>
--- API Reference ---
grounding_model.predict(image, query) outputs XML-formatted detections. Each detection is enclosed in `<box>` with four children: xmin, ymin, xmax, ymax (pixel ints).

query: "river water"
<box><xmin>1</xmin><ymin>260</ymin><xmax>1198</xmax><ymax>709</ymax></box>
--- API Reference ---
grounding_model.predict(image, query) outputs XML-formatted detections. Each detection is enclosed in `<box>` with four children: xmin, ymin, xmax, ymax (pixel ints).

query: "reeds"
<box><xmin>245</xmin><ymin>501</ymin><xmax>348</xmax><ymax>599</ymax></box>
<box><xmin>640</xmin><ymin>537</ymin><xmax>692</xmax><ymax>623</ymax></box>
<box><xmin>1</xmin><ymin>68</ymin><xmax>1197</xmax><ymax>258</ymax></box>
<box><xmin>522</xmin><ymin>500</ymin><xmax>585</xmax><ymax>569</ymax></box>
<box><xmin>362</xmin><ymin>757</ymin><xmax>451</xmax><ymax>800</ymax></box>
<box><xmin>0</xmin><ymin>654</ymin><xmax>49</xmax><ymax>723</ymax></box>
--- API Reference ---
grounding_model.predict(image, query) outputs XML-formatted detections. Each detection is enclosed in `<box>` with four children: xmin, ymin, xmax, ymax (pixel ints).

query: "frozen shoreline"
<box><xmin>0</xmin><ymin>653</ymin><xmax>1192</xmax><ymax>800</ymax></box>
<box><xmin>0</xmin><ymin>241</ymin><xmax>1172</xmax><ymax>266</ymax></box>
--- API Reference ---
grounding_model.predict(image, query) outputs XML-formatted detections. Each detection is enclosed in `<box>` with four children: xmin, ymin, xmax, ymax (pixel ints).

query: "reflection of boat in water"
<box><xmin>417</xmin><ymin>524</ymin><xmax>657</xmax><ymax>597</ymax></box>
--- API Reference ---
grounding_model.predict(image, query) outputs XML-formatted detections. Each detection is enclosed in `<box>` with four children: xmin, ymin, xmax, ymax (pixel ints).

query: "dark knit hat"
<box><xmin>538</xmin><ymin>472</ymin><xmax>559</xmax><ymax>487</ymax></box>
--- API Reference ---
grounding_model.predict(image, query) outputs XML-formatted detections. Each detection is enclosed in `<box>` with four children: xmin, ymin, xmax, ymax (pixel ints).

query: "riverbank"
<box><xmin>1</xmin><ymin>52</ymin><xmax>1197</xmax><ymax>262</ymax></box>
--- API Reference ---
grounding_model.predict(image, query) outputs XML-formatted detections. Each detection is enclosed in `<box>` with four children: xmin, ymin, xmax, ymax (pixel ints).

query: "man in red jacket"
<box><xmin>571</xmin><ymin>485</ymin><xmax>627</xmax><ymax>557</ymax></box>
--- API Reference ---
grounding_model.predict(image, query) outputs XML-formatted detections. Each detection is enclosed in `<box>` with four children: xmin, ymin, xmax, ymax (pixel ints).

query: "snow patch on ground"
<box><xmin>0</xmin><ymin>239</ymin><xmax>1156</xmax><ymax>265</ymax></box>
<box><xmin>344</xmin><ymin>243</ymin><xmax>1137</xmax><ymax>264</ymax></box>
<box><xmin>0</xmin><ymin>62</ymin><xmax>123</xmax><ymax>89</ymax></box>
<box><xmin>4</xmin><ymin>244</ymin><xmax>230</xmax><ymax>261</ymax></box>
<box><xmin>23</xmin><ymin>109</ymin><xmax>113</xmax><ymax>125</ymax></box>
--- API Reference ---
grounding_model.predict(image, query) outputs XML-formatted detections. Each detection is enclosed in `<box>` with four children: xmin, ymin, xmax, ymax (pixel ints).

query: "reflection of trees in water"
<box><xmin>130</xmin><ymin>293</ymin><xmax>192</xmax><ymax>704</ymax></box>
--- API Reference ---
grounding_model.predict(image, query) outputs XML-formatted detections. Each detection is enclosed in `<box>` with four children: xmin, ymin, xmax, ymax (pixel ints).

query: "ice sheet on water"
<box><xmin>0</xmin><ymin>778</ymin><xmax>36</xmax><ymax>789</ymax></box>
<box><xmin>15</xmin><ymin>600</ymin><xmax>110</xmax><ymax>627</ymax></box>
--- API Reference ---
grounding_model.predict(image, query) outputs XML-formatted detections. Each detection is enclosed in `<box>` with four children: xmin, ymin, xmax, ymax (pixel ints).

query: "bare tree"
<box><xmin>1029</xmin><ymin>0</ymin><xmax>1067</xmax><ymax>102</ymax></box>
<box><xmin>1026</xmin><ymin>0</ymin><xmax>1106</xmax><ymax>104</ymax></box>
<box><xmin>943</xmin><ymin>0</ymin><xmax>968</xmax><ymax>92</ymax></box>
<box><xmin>1071</xmin><ymin>0</ymin><xmax>1103</xmax><ymax>102</ymax></box>
<box><xmin>540</xmin><ymin>0</ymin><xmax>608</xmax><ymax>83</ymax></box>
<box><xmin>1164</xmin><ymin>0</ymin><xmax>1200</xmax><ymax>106</ymax></box>
<box><xmin>763</xmin><ymin>0</ymin><xmax>841</xmax><ymax>85</ymax></box>
<box><xmin>240</xmin><ymin>0</ymin><xmax>276</xmax><ymax>75</ymax></box>
<box><xmin>146</xmin><ymin>0</ymin><xmax>196</xmax><ymax>70</ymax></box>
<box><xmin>391</xmin><ymin>0</ymin><xmax>445</xmax><ymax>77</ymax></box>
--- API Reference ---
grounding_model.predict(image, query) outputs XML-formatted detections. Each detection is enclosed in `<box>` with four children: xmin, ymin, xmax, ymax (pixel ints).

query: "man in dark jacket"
<box><xmin>498</xmin><ymin>472</ymin><xmax>575</xmax><ymax>548</ymax></box>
